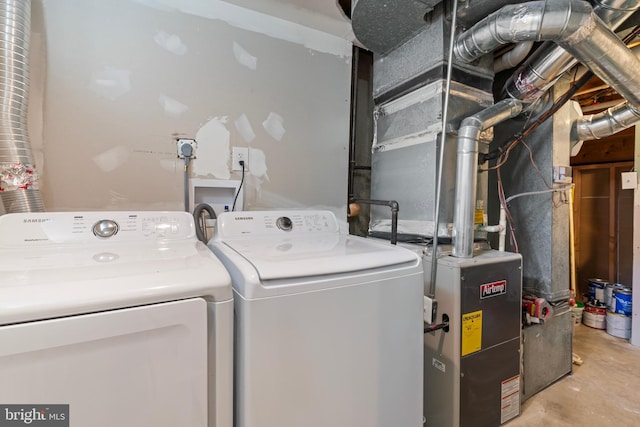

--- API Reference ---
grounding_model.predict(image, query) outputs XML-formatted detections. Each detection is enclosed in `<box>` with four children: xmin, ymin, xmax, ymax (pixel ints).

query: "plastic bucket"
<box><xmin>571</xmin><ymin>302</ymin><xmax>585</xmax><ymax>326</ymax></box>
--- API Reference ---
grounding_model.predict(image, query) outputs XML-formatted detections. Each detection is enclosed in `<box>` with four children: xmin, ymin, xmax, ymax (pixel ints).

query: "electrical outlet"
<box><xmin>176</xmin><ymin>138</ymin><xmax>197</xmax><ymax>159</ymax></box>
<box><xmin>232</xmin><ymin>147</ymin><xmax>249</xmax><ymax>171</ymax></box>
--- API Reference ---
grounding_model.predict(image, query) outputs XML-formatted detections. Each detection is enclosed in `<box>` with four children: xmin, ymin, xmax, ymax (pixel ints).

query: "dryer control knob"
<box><xmin>276</xmin><ymin>216</ymin><xmax>293</xmax><ymax>231</ymax></box>
<box><xmin>93</xmin><ymin>219</ymin><xmax>119</xmax><ymax>238</ymax></box>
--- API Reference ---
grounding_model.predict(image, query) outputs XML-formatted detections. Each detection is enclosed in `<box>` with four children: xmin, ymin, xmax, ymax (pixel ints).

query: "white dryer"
<box><xmin>0</xmin><ymin>212</ymin><xmax>233</xmax><ymax>427</ymax></box>
<box><xmin>209</xmin><ymin>210</ymin><xmax>424</xmax><ymax>427</ymax></box>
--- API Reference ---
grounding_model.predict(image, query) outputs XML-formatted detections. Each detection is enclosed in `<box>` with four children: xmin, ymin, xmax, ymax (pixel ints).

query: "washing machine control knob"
<box><xmin>92</xmin><ymin>219</ymin><xmax>119</xmax><ymax>238</ymax></box>
<box><xmin>276</xmin><ymin>216</ymin><xmax>293</xmax><ymax>231</ymax></box>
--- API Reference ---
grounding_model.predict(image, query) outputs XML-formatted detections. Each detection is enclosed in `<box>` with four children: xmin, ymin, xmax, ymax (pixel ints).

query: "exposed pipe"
<box><xmin>494</xmin><ymin>41</ymin><xmax>534</xmax><ymax>73</ymax></box>
<box><xmin>452</xmin><ymin>99</ymin><xmax>523</xmax><ymax>258</ymax></box>
<box><xmin>0</xmin><ymin>0</ymin><xmax>43</xmax><ymax>213</ymax></box>
<box><xmin>591</xmin><ymin>0</ymin><xmax>640</xmax><ymax>27</ymax></box>
<box><xmin>502</xmin><ymin>0</ymin><xmax>640</xmax><ymax>102</ymax></box>
<box><xmin>498</xmin><ymin>206</ymin><xmax>507</xmax><ymax>251</ymax></box>
<box><xmin>456</xmin><ymin>0</ymin><xmax>640</xmax><ymax>107</ymax></box>
<box><xmin>457</xmin><ymin>0</ymin><xmax>640</xmax><ymax>151</ymax></box>
<box><xmin>428</xmin><ymin>0</ymin><xmax>459</xmax><ymax>302</ymax></box>
<box><xmin>571</xmin><ymin>32</ymin><xmax>640</xmax><ymax>141</ymax></box>
<box><xmin>348</xmin><ymin>46</ymin><xmax>359</xmax><ymax>203</ymax></box>
<box><xmin>572</xmin><ymin>101</ymin><xmax>640</xmax><ymax>140</ymax></box>
<box><xmin>351</xmin><ymin>198</ymin><xmax>399</xmax><ymax>244</ymax></box>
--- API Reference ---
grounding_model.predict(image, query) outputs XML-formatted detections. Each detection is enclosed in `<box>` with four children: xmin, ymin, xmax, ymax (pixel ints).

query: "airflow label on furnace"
<box><xmin>501</xmin><ymin>375</ymin><xmax>520</xmax><ymax>424</ymax></box>
<box><xmin>461</xmin><ymin>310</ymin><xmax>482</xmax><ymax>356</ymax></box>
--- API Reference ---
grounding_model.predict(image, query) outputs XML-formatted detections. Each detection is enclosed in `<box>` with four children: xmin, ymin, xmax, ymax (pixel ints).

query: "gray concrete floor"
<box><xmin>508</xmin><ymin>323</ymin><xmax>640</xmax><ymax>426</ymax></box>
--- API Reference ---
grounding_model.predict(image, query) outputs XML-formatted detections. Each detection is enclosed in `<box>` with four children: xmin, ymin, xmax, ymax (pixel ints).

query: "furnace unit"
<box><xmin>405</xmin><ymin>247</ymin><xmax>522</xmax><ymax>427</ymax></box>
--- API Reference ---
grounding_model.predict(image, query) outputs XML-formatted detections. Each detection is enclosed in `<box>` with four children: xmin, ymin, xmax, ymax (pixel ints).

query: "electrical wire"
<box><xmin>487</xmin><ymin>24</ymin><xmax>640</xmax><ymax>254</ymax></box>
<box><xmin>485</xmin><ymin>24</ymin><xmax>640</xmax><ymax>169</ymax></box>
<box><xmin>505</xmin><ymin>185</ymin><xmax>573</xmax><ymax>204</ymax></box>
<box><xmin>232</xmin><ymin>161</ymin><xmax>245</xmax><ymax>211</ymax></box>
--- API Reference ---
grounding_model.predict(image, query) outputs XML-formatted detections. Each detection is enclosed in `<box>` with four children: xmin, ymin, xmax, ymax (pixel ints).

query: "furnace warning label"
<box><xmin>461</xmin><ymin>310</ymin><xmax>482</xmax><ymax>356</ymax></box>
<box><xmin>501</xmin><ymin>375</ymin><xmax>520</xmax><ymax>424</ymax></box>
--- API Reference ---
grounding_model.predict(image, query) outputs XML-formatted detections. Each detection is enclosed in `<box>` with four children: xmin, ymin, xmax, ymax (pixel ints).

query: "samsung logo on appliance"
<box><xmin>234</xmin><ymin>216</ymin><xmax>254</xmax><ymax>221</ymax></box>
<box><xmin>23</xmin><ymin>218</ymin><xmax>52</xmax><ymax>223</ymax></box>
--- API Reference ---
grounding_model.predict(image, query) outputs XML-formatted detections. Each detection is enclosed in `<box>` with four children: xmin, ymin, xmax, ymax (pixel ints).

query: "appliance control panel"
<box><xmin>215</xmin><ymin>210</ymin><xmax>340</xmax><ymax>239</ymax></box>
<box><xmin>0</xmin><ymin>212</ymin><xmax>196</xmax><ymax>246</ymax></box>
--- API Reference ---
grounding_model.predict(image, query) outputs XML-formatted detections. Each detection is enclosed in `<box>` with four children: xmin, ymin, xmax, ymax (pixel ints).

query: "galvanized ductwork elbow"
<box><xmin>572</xmin><ymin>101</ymin><xmax>640</xmax><ymax>142</ymax></box>
<box><xmin>452</xmin><ymin>99</ymin><xmax>523</xmax><ymax>259</ymax></box>
<box><xmin>571</xmin><ymin>43</ymin><xmax>640</xmax><ymax>143</ymax></box>
<box><xmin>503</xmin><ymin>0</ymin><xmax>640</xmax><ymax>103</ymax></box>
<box><xmin>454</xmin><ymin>1</ymin><xmax>590</xmax><ymax>63</ymax></box>
<box><xmin>0</xmin><ymin>0</ymin><xmax>44</xmax><ymax>213</ymax></box>
<box><xmin>456</xmin><ymin>0</ymin><xmax>640</xmax><ymax>108</ymax></box>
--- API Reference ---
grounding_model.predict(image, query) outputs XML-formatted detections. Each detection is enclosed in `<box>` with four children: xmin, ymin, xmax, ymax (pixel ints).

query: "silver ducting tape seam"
<box><xmin>0</xmin><ymin>0</ymin><xmax>44</xmax><ymax>213</ymax></box>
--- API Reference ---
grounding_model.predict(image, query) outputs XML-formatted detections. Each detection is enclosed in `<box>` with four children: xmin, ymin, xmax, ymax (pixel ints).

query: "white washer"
<box><xmin>209</xmin><ymin>210</ymin><xmax>424</xmax><ymax>427</ymax></box>
<box><xmin>0</xmin><ymin>211</ymin><xmax>233</xmax><ymax>427</ymax></box>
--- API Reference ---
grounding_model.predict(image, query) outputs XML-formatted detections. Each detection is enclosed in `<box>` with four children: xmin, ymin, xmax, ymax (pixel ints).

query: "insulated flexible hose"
<box><xmin>193</xmin><ymin>203</ymin><xmax>216</xmax><ymax>243</ymax></box>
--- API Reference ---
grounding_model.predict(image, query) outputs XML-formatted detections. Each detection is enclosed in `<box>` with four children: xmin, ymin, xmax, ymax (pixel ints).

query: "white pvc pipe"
<box><xmin>499</xmin><ymin>207</ymin><xmax>507</xmax><ymax>252</ymax></box>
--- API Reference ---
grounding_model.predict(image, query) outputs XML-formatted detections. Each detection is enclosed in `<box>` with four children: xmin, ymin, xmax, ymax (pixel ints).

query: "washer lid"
<box><xmin>0</xmin><ymin>212</ymin><xmax>232</xmax><ymax>326</ymax></box>
<box><xmin>223</xmin><ymin>234</ymin><xmax>417</xmax><ymax>280</ymax></box>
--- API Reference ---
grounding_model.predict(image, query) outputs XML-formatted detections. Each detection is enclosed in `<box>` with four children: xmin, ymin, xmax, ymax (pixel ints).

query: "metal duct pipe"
<box><xmin>592</xmin><ymin>0</ymin><xmax>640</xmax><ymax>26</ymax></box>
<box><xmin>572</xmin><ymin>101</ymin><xmax>640</xmax><ymax>141</ymax></box>
<box><xmin>494</xmin><ymin>41</ymin><xmax>534</xmax><ymax>73</ymax></box>
<box><xmin>0</xmin><ymin>0</ymin><xmax>43</xmax><ymax>213</ymax></box>
<box><xmin>503</xmin><ymin>0</ymin><xmax>640</xmax><ymax>102</ymax></box>
<box><xmin>456</xmin><ymin>0</ymin><xmax>640</xmax><ymax>111</ymax></box>
<box><xmin>571</xmin><ymin>40</ymin><xmax>640</xmax><ymax>141</ymax></box>
<box><xmin>452</xmin><ymin>99</ymin><xmax>523</xmax><ymax>258</ymax></box>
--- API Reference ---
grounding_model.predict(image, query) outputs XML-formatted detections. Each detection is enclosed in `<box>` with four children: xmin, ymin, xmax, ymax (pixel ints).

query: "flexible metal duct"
<box><xmin>452</xmin><ymin>99</ymin><xmax>523</xmax><ymax>258</ymax></box>
<box><xmin>0</xmin><ymin>0</ymin><xmax>43</xmax><ymax>213</ymax></box>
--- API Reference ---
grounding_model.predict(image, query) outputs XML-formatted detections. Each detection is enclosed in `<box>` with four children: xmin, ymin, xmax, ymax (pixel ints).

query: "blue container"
<box><xmin>612</xmin><ymin>287</ymin><xmax>632</xmax><ymax>316</ymax></box>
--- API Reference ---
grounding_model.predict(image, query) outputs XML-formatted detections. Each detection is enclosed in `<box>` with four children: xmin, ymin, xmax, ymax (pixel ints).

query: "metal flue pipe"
<box><xmin>452</xmin><ymin>99</ymin><xmax>523</xmax><ymax>258</ymax></box>
<box><xmin>0</xmin><ymin>0</ymin><xmax>44</xmax><ymax>213</ymax></box>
